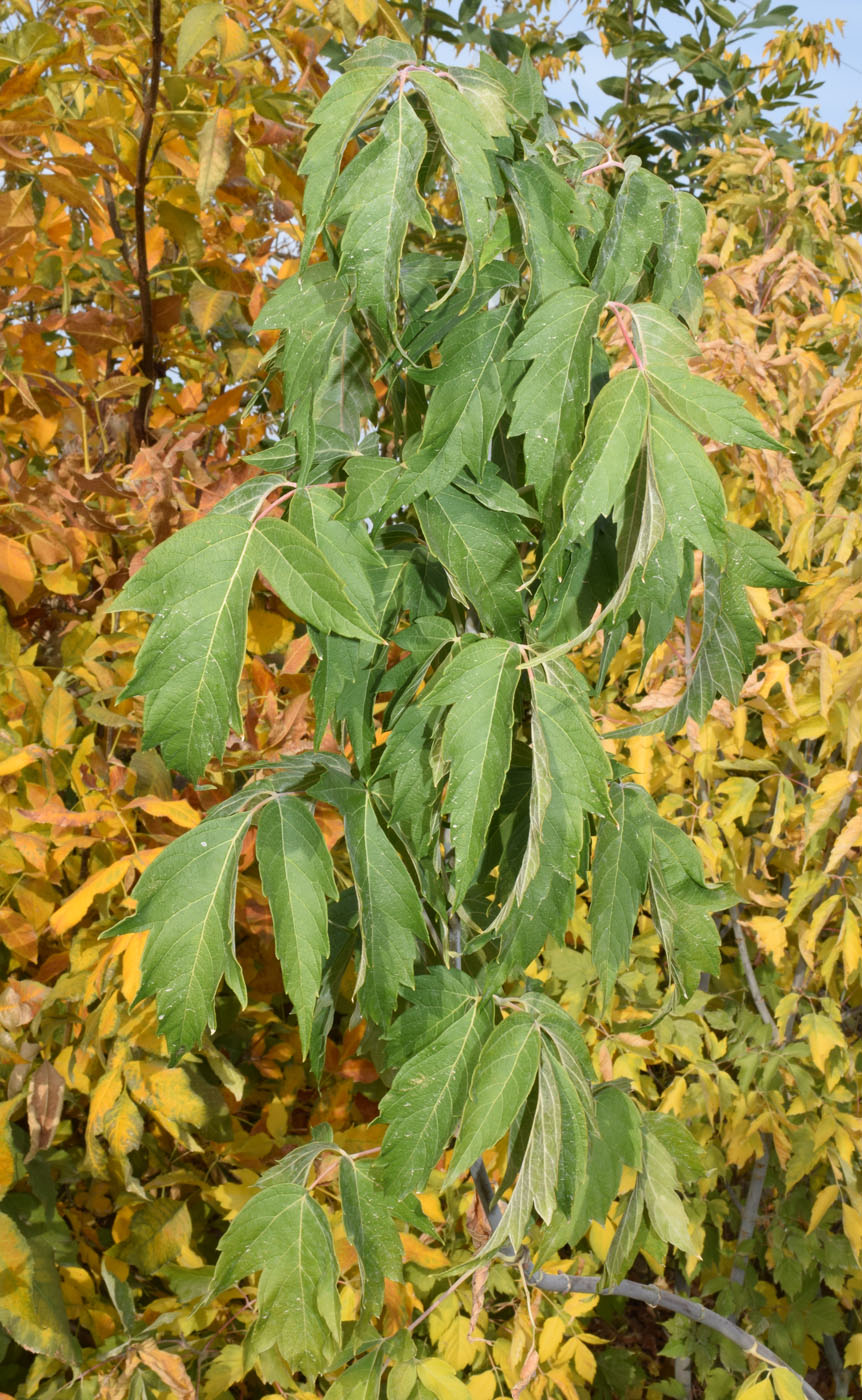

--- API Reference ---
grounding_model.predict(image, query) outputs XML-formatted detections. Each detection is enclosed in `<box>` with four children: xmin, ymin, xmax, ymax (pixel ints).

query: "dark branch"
<box><xmin>132</xmin><ymin>0</ymin><xmax>164</xmax><ymax>447</ymax></box>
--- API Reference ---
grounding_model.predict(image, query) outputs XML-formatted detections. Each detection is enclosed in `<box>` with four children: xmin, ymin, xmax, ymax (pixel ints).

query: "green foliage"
<box><xmin>101</xmin><ymin>31</ymin><xmax>803</xmax><ymax>1386</ymax></box>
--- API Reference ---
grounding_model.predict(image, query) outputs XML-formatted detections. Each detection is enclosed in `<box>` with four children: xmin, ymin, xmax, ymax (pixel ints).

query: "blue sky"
<box><xmin>540</xmin><ymin>0</ymin><xmax>861</xmax><ymax>131</ymax></box>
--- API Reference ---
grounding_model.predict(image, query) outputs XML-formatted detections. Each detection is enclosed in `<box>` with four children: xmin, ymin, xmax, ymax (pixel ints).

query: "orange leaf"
<box><xmin>49</xmin><ymin>857</ymin><xmax>133</xmax><ymax>936</ymax></box>
<box><xmin>0</xmin><ymin>536</ymin><xmax>35</xmax><ymax>608</ymax></box>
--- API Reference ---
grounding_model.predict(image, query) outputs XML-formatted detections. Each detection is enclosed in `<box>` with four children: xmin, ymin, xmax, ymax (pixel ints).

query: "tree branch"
<box><xmin>730</xmin><ymin>911</ymin><xmax>779</xmax><ymax>1043</ymax></box>
<box><xmin>132</xmin><ymin>0</ymin><xmax>164</xmax><ymax>447</ymax></box>
<box><xmin>468</xmin><ymin>1162</ymin><xmax>824</xmax><ymax>1400</ymax></box>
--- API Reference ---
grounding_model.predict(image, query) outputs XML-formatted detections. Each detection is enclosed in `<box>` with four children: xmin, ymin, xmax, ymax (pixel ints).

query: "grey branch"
<box><xmin>469</xmin><ymin>1160</ymin><xmax>825</xmax><ymax>1400</ymax></box>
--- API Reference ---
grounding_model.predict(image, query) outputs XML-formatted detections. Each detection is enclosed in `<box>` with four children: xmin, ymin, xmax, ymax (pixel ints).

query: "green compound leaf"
<box><xmin>562</xmin><ymin>368</ymin><xmax>649</xmax><ymax>539</ymax></box>
<box><xmin>591</xmin><ymin>783</ymin><xmax>654</xmax><ymax>1007</ymax></box>
<box><xmin>212</xmin><ymin>1182</ymin><xmax>340</xmax><ymax>1375</ymax></box>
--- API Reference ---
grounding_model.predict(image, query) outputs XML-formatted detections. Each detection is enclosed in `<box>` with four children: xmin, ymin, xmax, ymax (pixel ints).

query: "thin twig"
<box><xmin>730</xmin><ymin>912</ymin><xmax>779</xmax><ymax>1042</ymax></box>
<box><xmin>468</xmin><ymin>1162</ymin><xmax>823</xmax><ymax>1400</ymax></box>
<box><xmin>132</xmin><ymin>0</ymin><xmax>164</xmax><ymax>446</ymax></box>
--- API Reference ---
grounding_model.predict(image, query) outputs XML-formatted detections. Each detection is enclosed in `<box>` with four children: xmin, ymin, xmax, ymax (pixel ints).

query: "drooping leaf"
<box><xmin>507</xmin><ymin>156</ymin><xmax>586</xmax><ymax>308</ymax></box>
<box><xmin>212</xmin><ymin>1183</ymin><xmax>341</xmax><ymax>1375</ymax></box>
<box><xmin>590</xmin><ymin>783</ymin><xmax>654</xmax><ymax>1006</ymax></box>
<box><xmin>299</xmin><ymin>47</ymin><xmax>403</xmax><ymax>271</ymax></box>
<box><xmin>339</xmin><ymin>1156</ymin><xmax>403</xmax><ymax>1319</ymax></box>
<box><xmin>647</xmin><ymin>400</ymin><xmax>727</xmax><ymax>561</ymax></box>
<box><xmin>311</xmin><ymin>771</ymin><xmax>425</xmax><ymax>1024</ymax></box>
<box><xmin>332</xmin><ymin>95</ymin><xmax>433</xmax><ymax>329</ymax></box>
<box><xmin>651</xmin><ymin>190</ymin><xmax>707</xmax><ymax>326</ymax></box>
<box><xmin>530</xmin><ymin>675</ymin><xmax>612</xmax><ymax>820</ymax></box>
<box><xmin>256</xmin><ymin>796</ymin><xmax>336</xmax><ymax>1057</ymax></box>
<box><xmin>649</xmin><ymin>365</ymin><xmax>782</xmax><ymax>450</ymax></box>
<box><xmin>445</xmin><ymin>1013</ymin><xmax>541</xmax><ymax>1183</ymax></box>
<box><xmin>421</xmin><ymin>637</ymin><xmax>519</xmax><ymax>901</ymax></box>
<box><xmin>416</xmin><ymin>484</ymin><xmax>525</xmax><ymax>639</ymax></box>
<box><xmin>109</xmin><ymin>812</ymin><xmax>252</xmax><ymax>1060</ymax></box>
<box><xmin>508</xmin><ymin>287</ymin><xmax>602</xmax><ymax>519</ymax></box>
<box><xmin>396</xmin><ymin>305</ymin><xmax>519</xmax><ymax>503</ymax></box>
<box><xmin>562</xmin><ymin>369</ymin><xmax>649</xmax><ymax>539</ymax></box>
<box><xmin>378</xmin><ymin>998</ymin><xmax>492</xmax><ymax>1200</ymax></box>
<box><xmin>591</xmin><ymin>166</ymin><xmax>668</xmax><ymax>302</ymax></box>
<box><xmin>648</xmin><ymin>813</ymin><xmax>734</xmax><ymax>998</ymax></box>
<box><xmin>641</xmin><ymin>1134</ymin><xmax>693</xmax><ymax>1253</ymax></box>
<box><xmin>486</xmin><ymin>1049</ymin><xmax>561</xmax><ymax>1251</ymax></box>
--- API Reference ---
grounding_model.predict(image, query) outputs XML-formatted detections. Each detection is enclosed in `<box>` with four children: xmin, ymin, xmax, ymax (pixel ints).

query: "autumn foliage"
<box><xmin>0</xmin><ymin>2</ymin><xmax>860</xmax><ymax>1399</ymax></box>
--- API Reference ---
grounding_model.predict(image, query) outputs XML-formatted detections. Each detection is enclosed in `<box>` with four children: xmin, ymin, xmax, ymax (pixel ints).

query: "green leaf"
<box><xmin>647</xmin><ymin>400</ymin><xmax>727</xmax><ymax>561</ymax></box>
<box><xmin>384</xmin><ymin>967</ymin><xmax>481</xmax><ymax>1068</ymax></box>
<box><xmin>603</xmin><ymin>1177</ymin><xmax>645</xmax><ymax>1286</ymax></box>
<box><xmin>0</xmin><ymin>1214</ymin><xmax>80</xmax><ymax>1365</ymax></box>
<box><xmin>422</xmin><ymin>638</ymin><xmax>519</xmax><ymax>901</ymax></box>
<box><xmin>545</xmin><ymin>1051</ymin><xmax>589</xmax><ymax>1219</ymax></box>
<box><xmin>530</xmin><ymin>675</ymin><xmax>612</xmax><ymax>820</ymax></box>
<box><xmin>254</xmin><ymin>518</ymin><xmax>382</xmax><ymax>642</ymax></box>
<box><xmin>590</xmin><ymin>783</ymin><xmax>654</xmax><ymax>1006</ymax></box>
<box><xmin>112</xmin><ymin>511</ymin><xmax>379</xmax><ymax>779</ymax></box>
<box><xmin>507</xmin><ymin>156</ymin><xmax>586</xmax><ymax>307</ymax></box>
<box><xmin>508</xmin><ymin>287</ymin><xmax>602</xmax><ymax>520</ymax></box>
<box><xmin>256</xmin><ymin>797</ymin><xmax>336</xmax><ymax>1057</ymax></box>
<box><xmin>416</xmin><ymin>484</ymin><xmax>525</xmax><ymax>639</ymax></box>
<box><xmin>591</xmin><ymin>167</ymin><xmax>667</xmax><ymax>302</ymax></box>
<box><xmin>396</xmin><ymin>305</ymin><xmax>519</xmax><ymax>503</ymax></box>
<box><xmin>325</xmin><ymin>1345</ymin><xmax>386</xmax><ymax>1400</ymax></box>
<box><xmin>642</xmin><ymin>1135</ymin><xmax>693</xmax><ymax>1253</ymax></box>
<box><xmin>176</xmin><ymin>1</ymin><xmax>222</xmax><ymax>70</ymax></box>
<box><xmin>651</xmin><ymin>191</ymin><xmax>706</xmax><ymax>327</ymax></box>
<box><xmin>311</xmin><ymin>772</ymin><xmax>425</xmax><ymax>1025</ymax></box>
<box><xmin>299</xmin><ymin>53</ymin><xmax>402</xmax><ymax>271</ymax></box>
<box><xmin>487</xmin><ymin>1049</ymin><xmax>561</xmax><ymax>1251</ymax></box>
<box><xmin>411</xmin><ymin>70</ymin><xmax>501</xmax><ymax>275</ymax></box>
<box><xmin>339</xmin><ymin>1157</ymin><xmax>403</xmax><ymax>1319</ymax></box>
<box><xmin>562</xmin><ymin>369</ymin><xmax>649</xmax><ymax>538</ymax></box>
<box><xmin>445</xmin><ymin>1013</ymin><xmax>541</xmax><ymax>1183</ymax></box>
<box><xmin>333</xmin><ymin>95</ymin><xmax>433</xmax><ymax>329</ymax></box>
<box><xmin>648</xmin><ymin>813</ymin><xmax>733</xmax><ymax>998</ymax></box>
<box><xmin>378</xmin><ymin>999</ymin><xmax>492</xmax><ymax>1200</ymax></box>
<box><xmin>649</xmin><ymin>365</ymin><xmax>781</xmax><ymax>450</ymax></box>
<box><xmin>112</xmin><ymin>515</ymin><xmax>261</xmax><ymax>779</ymax></box>
<box><xmin>212</xmin><ymin>1183</ymin><xmax>340</xmax><ymax>1375</ymax></box>
<box><xmin>110</xmin><ymin>812</ymin><xmax>251</xmax><ymax>1060</ymax></box>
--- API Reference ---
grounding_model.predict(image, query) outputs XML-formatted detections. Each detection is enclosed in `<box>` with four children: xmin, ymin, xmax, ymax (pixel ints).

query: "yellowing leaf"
<box><xmin>772</xmin><ymin>1367</ymin><xmax>806</xmax><ymax>1400</ymax></box>
<box><xmin>845</xmin><ymin>1333</ymin><xmax>862</xmax><ymax>1368</ymax></box>
<box><xmin>189</xmin><ymin>281</ymin><xmax>235</xmax><ymax>334</ymax></box>
<box><xmin>749</xmin><ymin>916</ymin><xmax>787</xmax><ymax>964</ymax></box>
<box><xmin>400</xmin><ymin>1234</ymin><xmax>449</xmax><ymax>1269</ymax></box>
<box><xmin>826</xmin><ymin>809</ymin><xmax>862</xmax><ymax>873</ymax></box>
<box><xmin>539</xmin><ymin>1315</ymin><xmax>566</xmax><ymax>1363</ymax></box>
<box><xmin>136</xmin><ymin>1340</ymin><xmax>195</xmax><ymax>1400</ymax></box>
<box><xmin>116</xmin><ymin>1198</ymin><xmax>192</xmax><ymax>1273</ymax></box>
<box><xmin>0</xmin><ymin>1213</ymin><xmax>79</xmax><ymax>1363</ymax></box>
<box><xmin>40</xmin><ymin>685</ymin><xmax>75</xmax><ymax>747</ymax></box>
<box><xmin>806</xmin><ymin>1184</ymin><xmax>839</xmax><ymax>1234</ymax></box>
<box><xmin>843</xmin><ymin>1203</ymin><xmax>862</xmax><ymax>1263</ymax></box>
<box><xmin>736</xmin><ymin>1377</ymin><xmax>773</xmax><ymax>1400</ymax></box>
<box><xmin>417</xmin><ymin>1357</ymin><xmax>473</xmax><ymax>1400</ymax></box>
<box><xmin>197</xmin><ymin>108</ymin><xmax>233</xmax><ymax>203</ymax></box>
<box><xmin>0</xmin><ymin>536</ymin><xmax>35</xmax><ymax>608</ymax></box>
<box><xmin>798</xmin><ymin>1012</ymin><xmax>845</xmax><ymax>1078</ymax></box>
<box><xmin>246</xmin><ymin>607</ymin><xmax>295</xmax><ymax>654</ymax></box>
<box><xmin>466</xmin><ymin>1373</ymin><xmax>496</xmax><ymax>1400</ymax></box>
<box><xmin>49</xmin><ymin>857</ymin><xmax>133</xmax><ymax>935</ymax></box>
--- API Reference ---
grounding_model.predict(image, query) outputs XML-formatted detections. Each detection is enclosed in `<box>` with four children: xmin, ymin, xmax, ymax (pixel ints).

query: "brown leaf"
<box><xmin>512</xmin><ymin>1346</ymin><xmax>539</xmax><ymax>1400</ymax></box>
<box><xmin>466</xmin><ymin>1192</ymin><xmax>492</xmax><ymax>1250</ymax></box>
<box><xmin>25</xmin><ymin>1062</ymin><xmax>65</xmax><ymax>1161</ymax></box>
<box><xmin>469</xmin><ymin>1263</ymin><xmax>489</xmax><ymax>1341</ymax></box>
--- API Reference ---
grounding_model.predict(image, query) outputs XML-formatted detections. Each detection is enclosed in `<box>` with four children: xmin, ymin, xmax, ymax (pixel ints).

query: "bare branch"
<box><xmin>132</xmin><ymin>0</ymin><xmax>164</xmax><ymax>446</ymax></box>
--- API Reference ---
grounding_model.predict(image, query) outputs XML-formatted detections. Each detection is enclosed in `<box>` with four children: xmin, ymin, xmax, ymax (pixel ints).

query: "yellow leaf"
<box><xmin>427</xmin><ymin>1296</ymin><xmax>483</xmax><ymax>1370</ymax></box>
<box><xmin>127</xmin><ymin>796</ymin><xmax>202</xmax><ymax>828</ymax></box>
<box><xmin>843</xmin><ymin>1203</ymin><xmax>862</xmax><ymax>1263</ymax></box>
<box><xmin>42</xmin><ymin>560</ymin><xmax>83</xmax><ymax>595</ymax></box>
<box><xmin>736</xmin><ymin>1377</ymin><xmax>773</xmax><ymax>1399</ymax></box>
<box><xmin>749</xmin><ymin>917</ymin><xmax>787</xmax><ymax>964</ymax></box>
<box><xmin>197</xmin><ymin>108</ymin><xmax>233</xmax><ymax>203</ymax></box>
<box><xmin>826</xmin><ymin>809</ymin><xmax>862</xmax><ymax>872</ymax></box>
<box><xmin>400</xmin><ymin>1233</ymin><xmax>449</xmax><ymax>1269</ymax></box>
<box><xmin>842</xmin><ymin>906</ymin><xmax>862</xmax><ymax>979</ymax></box>
<box><xmin>798</xmin><ymin>1012</ymin><xmax>845</xmax><ymax>1077</ymax></box>
<box><xmin>466</xmin><ymin>1373</ymin><xmax>496</xmax><ymax>1400</ymax></box>
<box><xmin>40</xmin><ymin>685</ymin><xmax>75</xmax><ymax>747</ymax></box>
<box><xmin>0</xmin><ymin>745</ymin><xmax>46</xmax><ymax>776</ymax></box>
<box><xmin>0</xmin><ymin>1213</ymin><xmax>79</xmax><ymax>1363</ymax></box>
<box><xmin>845</xmin><ymin>1333</ymin><xmax>862</xmax><ymax>1368</ymax></box>
<box><xmin>246</xmin><ymin>607</ymin><xmax>295</xmax><ymax>655</ymax></box>
<box><xmin>0</xmin><ymin>536</ymin><xmax>35</xmax><ymax>608</ymax></box>
<box><xmin>116</xmin><ymin>1198</ymin><xmax>192</xmax><ymax>1273</ymax></box>
<box><xmin>417</xmin><ymin>1358</ymin><xmax>473</xmax><ymax>1400</ymax></box>
<box><xmin>217</xmin><ymin>12</ymin><xmax>248</xmax><ymax>61</ymax></box>
<box><xmin>538</xmin><ymin>1315</ymin><xmax>566</xmax><ymax>1363</ymax></box>
<box><xmin>772</xmin><ymin>1368</ymin><xmax>806</xmax><ymax>1400</ymax></box>
<box><xmin>344</xmin><ymin>0</ymin><xmax>377</xmax><ymax>21</ymax></box>
<box><xmin>571</xmin><ymin>1336</ymin><xmax>596</xmax><ymax>1383</ymax></box>
<box><xmin>806</xmin><ymin>1184</ymin><xmax>839</xmax><ymax>1234</ymax></box>
<box><xmin>189</xmin><ymin>280</ymin><xmax>235</xmax><ymax>334</ymax></box>
<box><xmin>49</xmin><ymin>856</ymin><xmax>133</xmax><ymax>935</ymax></box>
